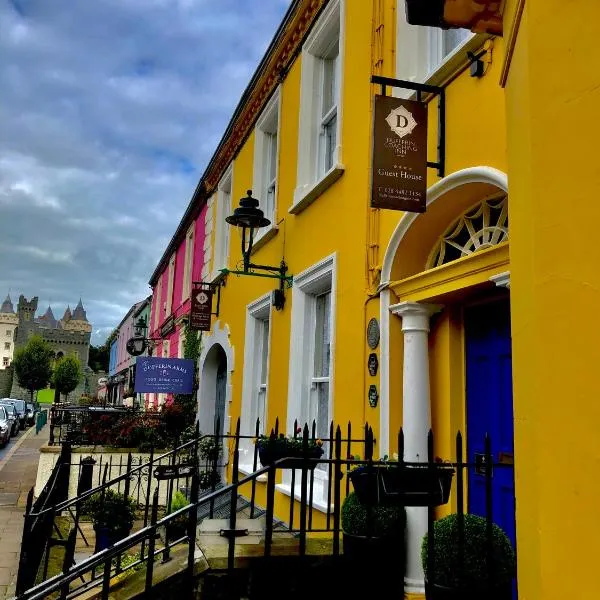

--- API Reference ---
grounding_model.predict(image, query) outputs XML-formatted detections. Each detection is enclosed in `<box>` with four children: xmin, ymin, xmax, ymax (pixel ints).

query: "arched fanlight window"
<box><xmin>427</xmin><ymin>194</ymin><xmax>508</xmax><ymax>268</ymax></box>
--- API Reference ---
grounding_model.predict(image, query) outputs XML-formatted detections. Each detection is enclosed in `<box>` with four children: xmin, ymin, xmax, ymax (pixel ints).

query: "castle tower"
<box><xmin>0</xmin><ymin>295</ymin><xmax>18</xmax><ymax>369</ymax></box>
<box><xmin>65</xmin><ymin>299</ymin><xmax>92</xmax><ymax>334</ymax></box>
<box><xmin>37</xmin><ymin>305</ymin><xmax>58</xmax><ymax>329</ymax></box>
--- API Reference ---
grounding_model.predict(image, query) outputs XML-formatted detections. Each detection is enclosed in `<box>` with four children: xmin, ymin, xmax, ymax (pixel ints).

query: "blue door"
<box><xmin>465</xmin><ymin>299</ymin><xmax>516</xmax><ymax>552</ymax></box>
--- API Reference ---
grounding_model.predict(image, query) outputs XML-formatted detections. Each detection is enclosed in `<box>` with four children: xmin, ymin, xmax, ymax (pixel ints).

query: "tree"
<box><xmin>174</xmin><ymin>323</ymin><xmax>201</xmax><ymax>427</ymax></box>
<box><xmin>12</xmin><ymin>336</ymin><xmax>54</xmax><ymax>403</ymax></box>
<box><xmin>88</xmin><ymin>344</ymin><xmax>110</xmax><ymax>373</ymax></box>
<box><xmin>53</xmin><ymin>355</ymin><xmax>83</xmax><ymax>403</ymax></box>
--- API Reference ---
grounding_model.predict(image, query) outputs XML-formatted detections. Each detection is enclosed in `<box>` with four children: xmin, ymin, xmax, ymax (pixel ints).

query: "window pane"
<box><xmin>324</xmin><ymin>114</ymin><xmax>337</xmax><ymax>172</ymax></box>
<box><xmin>322</xmin><ymin>52</ymin><xmax>338</xmax><ymax>117</ymax></box>
<box><xmin>257</xmin><ymin>387</ymin><xmax>266</xmax><ymax>433</ymax></box>
<box><xmin>260</xmin><ymin>319</ymin><xmax>269</xmax><ymax>385</ymax></box>
<box><xmin>314</xmin><ymin>292</ymin><xmax>331</xmax><ymax>377</ymax></box>
<box><xmin>268</xmin><ymin>132</ymin><xmax>277</xmax><ymax>184</ymax></box>
<box><xmin>442</xmin><ymin>28</ymin><xmax>470</xmax><ymax>57</ymax></box>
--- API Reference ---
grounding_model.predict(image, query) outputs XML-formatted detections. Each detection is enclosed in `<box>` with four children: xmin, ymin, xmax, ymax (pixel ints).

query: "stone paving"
<box><xmin>0</xmin><ymin>425</ymin><xmax>49</xmax><ymax>600</ymax></box>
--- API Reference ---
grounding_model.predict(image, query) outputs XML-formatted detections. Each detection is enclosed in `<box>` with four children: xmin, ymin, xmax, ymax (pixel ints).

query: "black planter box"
<box><xmin>258</xmin><ymin>445</ymin><xmax>323</xmax><ymax>469</ymax></box>
<box><xmin>342</xmin><ymin>532</ymin><xmax>404</xmax><ymax>563</ymax></box>
<box><xmin>425</xmin><ymin>580</ymin><xmax>513</xmax><ymax>600</ymax></box>
<box><xmin>349</xmin><ymin>464</ymin><xmax>454</xmax><ymax>506</ymax></box>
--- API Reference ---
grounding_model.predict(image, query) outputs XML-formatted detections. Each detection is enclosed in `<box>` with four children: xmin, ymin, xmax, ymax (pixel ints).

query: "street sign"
<box><xmin>154</xmin><ymin>464</ymin><xmax>195</xmax><ymax>481</ymax></box>
<box><xmin>134</xmin><ymin>357</ymin><xmax>195</xmax><ymax>394</ymax></box>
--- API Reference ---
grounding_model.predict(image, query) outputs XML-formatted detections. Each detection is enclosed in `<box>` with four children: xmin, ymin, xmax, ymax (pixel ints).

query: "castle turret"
<box><xmin>37</xmin><ymin>305</ymin><xmax>58</xmax><ymax>329</ymax></box>
<box><xmin>64</xmin><ymin>299</ymin><xmax>92</xmax><ymax>334</ymax></box>
<box><xmin>72</xmin><ymin>299</ymin><xmax>88</xmax><ymax>322</ymax></box>
<box><xmin>0</xmin><ymin>294</ymin><xmax>18</xmax><ymax>369</ymax></box>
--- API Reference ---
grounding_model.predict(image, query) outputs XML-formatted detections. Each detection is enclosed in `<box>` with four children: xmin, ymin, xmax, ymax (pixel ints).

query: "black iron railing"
<box><xmin>17</xmin><ymin>418</ymin><xmax>517</xmax><ymax>599</ymax></box>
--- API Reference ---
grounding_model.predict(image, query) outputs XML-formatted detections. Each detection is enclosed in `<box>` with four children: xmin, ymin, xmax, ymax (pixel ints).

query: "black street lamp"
<box><xmin>223</xmin><ymin>190</ymin><xmax>292</xmax><ymax>309</ymax></box>
<box><xmin>126</xmin><ymin>316</ymin><xmax>150</xmax><ymax>357</ymax></box>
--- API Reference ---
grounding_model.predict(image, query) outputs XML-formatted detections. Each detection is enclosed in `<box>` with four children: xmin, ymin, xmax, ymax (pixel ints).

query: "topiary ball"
<box><xmin>341</xmin><ymin>491</ymin><xmax>405</xmax><ymax>538</ymax></box>
<box><xmin>422</xmin><ymin>513</ymin><xmax>515</xmax><ymax>589</ymax></box>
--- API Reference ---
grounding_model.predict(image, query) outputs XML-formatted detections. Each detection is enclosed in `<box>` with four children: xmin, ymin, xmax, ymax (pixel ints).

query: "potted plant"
<box><xmin>341</xmin><ymin>491</ymin><xmax>405</xmax><ymax>564</ymax></box>
<box><xmin>82</xmin><ymin>489</ymin><xmax>136</xmax><ymax>552</ymax></box>
<box><xmin>421</xmin><ymin>514</ymin><xmax>515</xmax><ymax>600</ymax></box>
<box><xmin>166</xmin><ymin>490</ymin><xmax>189</xmax><ymax>543</ymax></box>
<box><xmin>349</xmin><ymin>455</ymin><xmax>454</xmax><ymax>507</ymax></box>
<box><xmin>256</xmin><ymin>431</ymin><xmax>324</xmax><ymax>468</ymax></box>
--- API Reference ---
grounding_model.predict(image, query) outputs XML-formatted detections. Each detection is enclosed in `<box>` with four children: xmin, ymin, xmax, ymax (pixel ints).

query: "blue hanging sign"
<box><xmin>134</xmin><ymin>357</ymin><xmax>195</xmax><ymax>394</ymax></box>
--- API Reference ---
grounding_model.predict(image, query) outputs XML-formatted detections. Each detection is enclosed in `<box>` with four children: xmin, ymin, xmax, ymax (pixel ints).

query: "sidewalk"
<box><xmin>0</xmin><ymin>425</ymin><xmax>50</xmax><ymax>600</ymax></box>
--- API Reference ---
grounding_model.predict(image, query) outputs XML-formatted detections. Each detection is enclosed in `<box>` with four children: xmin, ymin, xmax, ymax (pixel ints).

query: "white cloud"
<box><xmin>0</xmin><ymin>0</ymin><xmax>291</xmax><ymax>345</ymax></box>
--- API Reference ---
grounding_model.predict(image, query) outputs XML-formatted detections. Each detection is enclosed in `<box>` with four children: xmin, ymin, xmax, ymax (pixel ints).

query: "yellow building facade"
<box><xmin>153</xmin><ymin>0</ymin><xmax>600</xmax><ymax>597</ymax></box>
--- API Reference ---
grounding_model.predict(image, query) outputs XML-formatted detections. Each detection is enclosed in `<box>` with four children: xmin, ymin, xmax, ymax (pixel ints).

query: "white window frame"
<box><xmin>4</xmin><ymin>342</ymin><xmax>10</xmax><ymax>350</ymax></box>
<box><xmin>395</xmin><ymin>10</ymin><xmax>485</xmax><ymax>92</ymax></box>
<box><xmin>3</xmin><ymin>357</ymin><xmax>9</xmax><ymax>367</ymax></box>
<box><xmin>162</xmin><ymin>340</ymin><xmax>170</xmax><ymax>358</ymax></box>
<box><xmin>292</xmin><ymin>0</ymin><xmax>345</xmax><ymax>214</ymax></box>
<box><xmin>212</xmin><ymin>167</ymin><xmax>233</xmax><ymax>280</ymax></box>
<box><xmin>239</xmin><ymin>293</ymin><xmax>272</xmax><ymax>475</ymax></box>
<box><xmin>278</xmin><ymin>253</ymin><xmax>337</xmax><ymax>512</ymax></box>
<box><xmin>6</xmin><ymin>330</ymin><xmax>11</xmax><ymax>337</ymax></box>
<box><xmin>252</xmin><ymin>88</ymin><xmax>281</xmax><ymax>245</ymax></box>
<box><xmin>165</xmin><ymin>253</ymin><xmax>175</xmax><ymax>316</ymax></box>
<box><xmin>153</xmin><ymin>277</ymin><xmax>162</xmax><ymax>330</ymax></box>
<box><xmin>177</xmin><ymin>329</ymin><xmax>185</xmax><ymax>359</ymax></box>
<box><xmin>182</xmin><ymin>224</ymin><xmax>195</xmax><ymax>302</ymax></box>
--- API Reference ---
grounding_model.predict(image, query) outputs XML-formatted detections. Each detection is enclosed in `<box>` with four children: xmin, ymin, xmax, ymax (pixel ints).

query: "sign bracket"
<box><xmin>371</xmin><ymin>75</ymin><xmax>445</xmax><ymax>178</ymax></box>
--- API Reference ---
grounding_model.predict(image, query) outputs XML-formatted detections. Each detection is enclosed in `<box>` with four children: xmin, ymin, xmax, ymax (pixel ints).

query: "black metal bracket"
<box><xmin>219</xmin><ymin>528</ymin><xmax>249</xmax><ymax>539</ymax></box>
<box><xmin>192</xmin><ymin>280</ymin><xmax>222</xmax><ymax>317</ymax></box>
<box><xmin>371</xmin><ymin>75</ymin><xmax>446</xmax><ymax>178</ymax></box>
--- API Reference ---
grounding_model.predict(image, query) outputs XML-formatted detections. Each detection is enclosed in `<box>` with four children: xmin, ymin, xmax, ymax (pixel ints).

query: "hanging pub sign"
<box><xmin>190</xmin><ymin>285</ymin><xmax>213</xmax><ymax>331</ymax></box>
<box><xmin>134</xmin><ymin>357</ymin><xmax>195</xmax><ymax>394</ymax></box>
<box><xmin>371</xmin><ymin>94</ymin><xmax>427</xmax><ymax>213</ymax></box>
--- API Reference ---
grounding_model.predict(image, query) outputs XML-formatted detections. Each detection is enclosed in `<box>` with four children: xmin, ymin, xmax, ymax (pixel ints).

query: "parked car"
<box><xmin>3</xmin><ymin>399</ymin><xmax>27</xmax><ymax>430</ymax></box>
<box><xmin>0</xmin><ymin>406</ymin><xmax>11</xmax><ymax>447</ymax></box>
<box><xmin>0</xmin><ymin>402</ymin><xmax>19</xmax><ymax>436</ymax></box>
<box><xmin>25</xmin><ymin>402</ymin><xmax>37</xmax><ymax>427</ymax></box>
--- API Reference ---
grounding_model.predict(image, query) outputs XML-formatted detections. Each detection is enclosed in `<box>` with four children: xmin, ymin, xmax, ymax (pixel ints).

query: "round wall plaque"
<box><xmin>367</xmin><ymin>318</ymin><xmax>380</xmax><ymax>349</ymax></box>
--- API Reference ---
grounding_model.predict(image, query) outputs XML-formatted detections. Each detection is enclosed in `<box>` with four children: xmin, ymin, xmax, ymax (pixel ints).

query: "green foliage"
<box><xmin>88</xmin><ymin>344</ymin><xmax>110</xmax><ymax>373</ymax></box>
<box><xmin>52</xmin><ymin>355</ymin><xmax>83</xmax><ymax>400</ymax></box>
<box><xmin>82</xmin><ymin>489</ymin><xmax>136</xmax><ymax>533</ymax></box>
<box><xmin>198</xmin><ymin>437</ymin><xmax>223</xmax><ymax>463</ymax></box>
<box><xmin>170</xmin><ymin>490</ymin><xmax>189</xmax><ymax>513</ymax></box>
<box><xmin>173</xmin><ymin>322</ymin><xmax>202</xmax><ymax>427</ymax></box>
<box><xmin>341</xmin><ymin>492</ymin><xmax>405</xmax><ymax>537</ymax></box>
<box><xmin>13</xmin><ymin>336</ymin><xmax>53</xmax><ymax>400</ymax></box>
<box><xmin>198</xmin><ymin>469</ymin><xmax>221</xmax><ymax>490</ymax></box>
<box><xmin>256</xmin><ymin>433</ymin><xmax>324</xmax><ymax>455</ymax></box>
<box><xmin>421</xmin><ymin>513</ymin><xmax>515</xmax><ymax>589</ymax></box>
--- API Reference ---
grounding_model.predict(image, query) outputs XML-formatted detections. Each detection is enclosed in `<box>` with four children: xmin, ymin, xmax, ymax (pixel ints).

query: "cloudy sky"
<box><xmin>0</xmin><ymin>0</ymin><xmax>290</xmax><ymax>345</ymax></box>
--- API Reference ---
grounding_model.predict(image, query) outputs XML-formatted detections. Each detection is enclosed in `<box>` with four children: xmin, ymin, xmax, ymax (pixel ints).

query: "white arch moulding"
<box><xmin>197</xmin><ymin>319</ymin><xmax>235</xmax><ymax>436</ymax></box>
<box><xmin>378</xmin><ymin>166</ymin><xmax>509</xmax><ymax>456</ymax></box>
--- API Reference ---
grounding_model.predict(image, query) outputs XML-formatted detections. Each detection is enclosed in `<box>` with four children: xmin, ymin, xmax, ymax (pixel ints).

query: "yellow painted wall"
<box><xmin>505</xmin><ymin>1</ymin><xmax>600</xmax><ymax>597</ymax></box>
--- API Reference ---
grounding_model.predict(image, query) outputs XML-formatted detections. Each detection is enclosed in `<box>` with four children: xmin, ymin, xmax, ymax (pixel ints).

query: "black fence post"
<box><xmin>427</xmin><ymin>430</ymin><xmax>435</xmax><ymax>590</ymax></box>
<box><xmin>333</xmin><ymin>426</ymin><xmax>342</xmax><ymax>557</ymax></box>
<box><xmin>250</xmin><ymin>418</ymin><xmax>260</xmax><ymax>518</ymax></box>
<box><xmin>15</xmin><ymin>488</ymin><xmax>34</xmax><ymax>596</ymax></box>
<box><xmin>209</xmin><ymin>417</ymin><xmax>220</xmax><ymax>519</ymax></box>
<box><xmin>141</xmin><ymin>444</ymin><xmax>155</xmax><ymax>562</ymax></box>
<box><xmin>456</xmin><ymin>431</ymin><xmax>465</xmax><ymax>590</ymax></box>
<box><xmin>289</xmin><ymin>419</ymin><xmax>298</xmax><ymax>532</ymax></box>
<box><xmin>187</xmin><ymin>424</ymin><xmax>200</xmax><ymax>586</ymax></box>
<box><xmin>145</xmin><ymin>489</ymin><xmax>160</xmax><ymax>595</ymax></box>
<box><xmin>123</xmin><ymin>452</ymin><xmax>133</xmax><ymax>499</ymax></box>
<box><xmin>227</xmin><ymin>419</ymin><xmax>241</xmax><ymax>573</ymax></box>
<box><xmin>264</xmin><ymin>464</ymin><xmax>276</xmax><ymax>558</ymax></box>
<box><xmin>326</xmin><ymin>421</ymin><xmax>334</xmax><ymax>530</ymax></box>
<box><xmin>308</xmin><ymin>420</ymin><xmax>316</xmax><ymax>529</ymax></box>
<box><xmin>298</xmin><ymin>425</ymin><xmax>309</xmax><ymax>557</ymax></box>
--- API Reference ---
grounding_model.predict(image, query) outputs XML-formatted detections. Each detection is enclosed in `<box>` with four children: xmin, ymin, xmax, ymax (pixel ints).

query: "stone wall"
<box><xmin>35</xmin><ymin>445</ymin><xmax>174</xmax><ymax>506</ymax></box>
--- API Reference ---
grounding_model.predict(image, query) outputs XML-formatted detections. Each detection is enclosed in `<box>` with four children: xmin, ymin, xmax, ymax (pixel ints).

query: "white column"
<box><xmin>390</xmin><ymin>301</ymin><xmax>440</xmax><ymax>597</ymax></box>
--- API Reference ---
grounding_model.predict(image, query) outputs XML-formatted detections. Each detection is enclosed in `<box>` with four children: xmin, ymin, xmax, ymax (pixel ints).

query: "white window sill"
<box><xmin>290</xmin><ymin>164</ymin><xmax>345</xmax><ymax>215</ymax></box>
<box><xmin>276</xmin><ymin>481</ymin><xmax>333</xmax><ymax>514</ymax></box>
<box><xmin>239</xmin><ymin>463</ymin><xmax>267</xmax><ymax>482</ymax></box>
<box><xmin>251</xmin><ymin>225</ymin><xmax>278</xmax><ymax>255</ymax></box>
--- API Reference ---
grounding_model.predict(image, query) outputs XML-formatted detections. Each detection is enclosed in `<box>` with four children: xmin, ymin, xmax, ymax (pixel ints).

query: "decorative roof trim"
<box><xmin>149</xmin><ymin>0</ymin><xmax>328</xmax><ymax>285</ymax></box>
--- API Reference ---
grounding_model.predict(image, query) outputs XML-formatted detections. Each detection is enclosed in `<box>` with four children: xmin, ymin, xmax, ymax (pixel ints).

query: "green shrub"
<box><xmin>170</xmin><ymin>490</ymin><xmax>189</xmax><ymax>513</ymax></box>
<box><xmin>421</xmin><ymin>514</ymin><xmax>515</xmax><ymax>589</ymax></box>
<box><xmin>81</xmin><ymin>489</ymin><xmax>136</xmax><ymax>534</ymax></box>
<box><xmin>341</xmin><ymin>491</ymin><xmax>405</xmax><ymax>537</ymax></box>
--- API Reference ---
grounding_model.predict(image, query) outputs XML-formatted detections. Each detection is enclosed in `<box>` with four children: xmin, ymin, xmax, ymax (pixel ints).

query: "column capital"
<box><xmin>490</xmin><ymin>270</ymin><xmax>510</xmax><ymax>289</ymax></box>
<box><xmin>390</xmin><ymin>301</ymin><xmax>442</xmax><ymax>333</ymax></box>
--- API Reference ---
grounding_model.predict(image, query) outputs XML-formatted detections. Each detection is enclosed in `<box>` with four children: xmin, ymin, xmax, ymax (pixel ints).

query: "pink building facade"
<box><xmin>147</xmin><ymin>200</ymin><xmax>209</xmax><ymax>409</ymax></box>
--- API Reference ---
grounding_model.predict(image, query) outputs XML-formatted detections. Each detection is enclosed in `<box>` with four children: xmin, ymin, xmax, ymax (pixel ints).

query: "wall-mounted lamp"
<box><xmin>223</xmin><ymin>190</ymin><xmax>292</xmax><ymax>310</ymax></box>
<box><xmin>467</xmin><ymin>49</ymin><xmax>488</xmax><ymax>78</ymax></box>
<box><xmin>125</xmin><ymin>316</ymin><xmax>155</xmax><ymax>356</ymax></box>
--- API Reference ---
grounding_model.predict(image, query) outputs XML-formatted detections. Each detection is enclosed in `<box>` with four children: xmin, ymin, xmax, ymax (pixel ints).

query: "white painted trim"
<box><xmin>289</xmin><ymin>164</ymin><xmax>345</xmax><ymax>215</ymax></box>
<box><xmin>197</xmin><ymin>320</ymin><xmax>235</xmax><ymax>441</ymax></box>
<box><xmin>378</xmin><ymin>166</ymin><xmax>508</xmax><ymax>457</ymax></box>
<box><xmin>252</xmin><ymin>87</ymin><xmax>281</xmax><ymax>242</ymax></box>
<box><xmin>294</xmin><ymin>0</ymin><xmax>343</xmax><ymax>208</ymax></box>
<box><xmin>239</xmin><ymin>294</ymin><xmax>272</xmax><ymax>472</ymax></box>
<box><xmin>286</xmin><ymin>253</ymin><xmax>337</xmax><ymax>500</ymax></box>
<box><xmin>210</xmin><ymin>167</ymin><xmax>233</xmax><ymax>282</ymax></box>
<box><xmin>276</xmin><ymin>482</ymin><xmax>332</xmax><ymax>514</ymax></box>
<box><xmin>490</xmin><ymin>271</ymin><xmax>511</xmax><ymax>289</ymax></box>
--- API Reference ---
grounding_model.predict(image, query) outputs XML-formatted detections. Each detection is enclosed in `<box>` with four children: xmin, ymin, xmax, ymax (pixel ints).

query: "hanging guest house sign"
<box><xmin>190</xmin><ymin>285</ymin><xmax>213</xmax><ymax>331</ymax></box>
<box><xmin>134</xmin><ymin>357</ymin><xmax>195</xmax><ymax>394</ymax></box>
<box><xmin>371</xmin><ymin>95</ymin><xmax>427</xmax><ymax>213</ymax></box>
